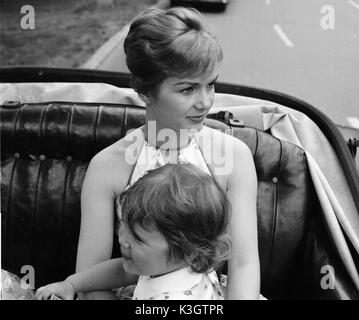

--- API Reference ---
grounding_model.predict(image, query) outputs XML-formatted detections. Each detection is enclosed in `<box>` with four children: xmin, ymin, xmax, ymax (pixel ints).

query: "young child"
<box><xmin>35</xmin><ymin>163</ymin><xmax>231</xmax><ymax>300</ymax></box>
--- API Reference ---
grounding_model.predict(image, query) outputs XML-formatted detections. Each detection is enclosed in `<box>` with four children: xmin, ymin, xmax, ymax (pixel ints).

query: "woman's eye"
<box><xmin>180</xmin><ymin>87</ymin><xmax>194</xmax><ymax>94</ymax></box>
<box><xmin>207</xmin><ymin>82</ymin><xmax>216</xmax><ymax>90</ymax></box>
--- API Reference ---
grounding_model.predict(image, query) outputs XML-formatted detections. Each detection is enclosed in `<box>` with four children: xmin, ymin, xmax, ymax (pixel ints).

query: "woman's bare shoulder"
<box><xmin>199</xmin><ymin>125</ymin><xmax>251</xmax><ymax>158</ymax></box>
<box><xmin>198</xmin><ymin>126</ymin><xmax>254</xmax><ymax>186</ymax></box>
<box><xmin>86</xmin><ymin>128</ymin><xmax>144</xmax><ymax>190</ymax></box>
<box><xmin>92</xmin><ymin>128</ymin><xmax>144</xmax><ymax>164</ymax></box>
<box><xmin>201</xmin><ymin>125</ymin><xmax>249</xmax><ymax>147</ymax></box>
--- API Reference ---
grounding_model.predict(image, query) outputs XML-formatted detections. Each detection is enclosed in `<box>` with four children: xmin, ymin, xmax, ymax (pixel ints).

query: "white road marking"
<box><xmin>348</xmin><ymin>0</ymin><xmax>359</xmax><ymax>10</ymax></box>
<box><xmin>273</xmin><ymin>24</ymin><xmax>294</xmax><ymax>47</ymax></box>
<box><xmin>347</xmin><ymin>117</ymin><xmax>359</xmax><ymax>129</ymax></box>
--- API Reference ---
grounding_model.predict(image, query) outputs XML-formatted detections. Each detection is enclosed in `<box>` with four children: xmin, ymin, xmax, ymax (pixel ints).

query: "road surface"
<box><xmin>94</xmin><ymin>0</ymin><xmax>359</xmax><ymax>133</ymax></box>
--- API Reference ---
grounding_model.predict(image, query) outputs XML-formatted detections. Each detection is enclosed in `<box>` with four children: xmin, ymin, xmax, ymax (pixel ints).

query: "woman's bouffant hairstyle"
<box><xmin>116</xmin><ymin>163</ymin><xmax>231</xmax><ymax>274</ymax></box>
<box><xmin>124</xmin><ymin>7</ymin><xmax>223</xmax><ymax>95</ymax></box>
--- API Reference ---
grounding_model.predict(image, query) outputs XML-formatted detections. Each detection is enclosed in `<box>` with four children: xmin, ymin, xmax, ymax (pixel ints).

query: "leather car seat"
<box><xmin>1</xmin><ymin>102</ymin><xmax>357</xmax><ymax>299</ymax></box>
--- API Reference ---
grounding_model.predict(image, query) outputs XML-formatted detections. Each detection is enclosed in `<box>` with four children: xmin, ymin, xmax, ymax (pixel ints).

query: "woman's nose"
<box><xmin>196</xmin><ymin>88</ymin><xmax>212</xmax><ymax>110</ymax></box>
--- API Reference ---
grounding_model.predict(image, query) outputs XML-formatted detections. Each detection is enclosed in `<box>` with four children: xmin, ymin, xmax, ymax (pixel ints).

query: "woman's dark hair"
<box><xmin>124</xmin><ymin>7</ymin><xmax>223</xmax><ymax>95</ymax></box>
<box><xmin>116</xmin><ymin>163</ymin><xmax>231</xmax><ymax>273</ymax></box>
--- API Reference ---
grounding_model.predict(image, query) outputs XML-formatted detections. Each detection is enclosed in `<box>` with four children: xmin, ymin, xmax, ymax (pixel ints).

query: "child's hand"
<box><xmin>35</xmin><ymin>280</ymin><xmax>75</xmax><ymax>300</ymax></box>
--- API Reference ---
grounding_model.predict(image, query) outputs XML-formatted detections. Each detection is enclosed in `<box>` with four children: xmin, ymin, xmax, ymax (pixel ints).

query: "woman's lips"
<box><xmin>187</xmin><ymin>114</ymin><xmax>207</xmax><ymax>122</ymax></box>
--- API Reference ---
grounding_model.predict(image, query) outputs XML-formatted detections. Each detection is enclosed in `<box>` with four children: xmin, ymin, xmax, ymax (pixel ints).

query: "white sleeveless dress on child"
<box><xmin>133</xmin><ymin>267</ymin><xmax>223</xmax><ymax>300</ymax></box>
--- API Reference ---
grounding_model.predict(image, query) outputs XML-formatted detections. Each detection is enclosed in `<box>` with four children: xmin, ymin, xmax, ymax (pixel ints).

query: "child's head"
<box><xmin>124</xmin><ymin>6</ymin><xmax>223</xmax><ymax>96</ymax></box>
<box><xmin>116</xmin><ymin>163</ymin><xmax>231</xmax><ymax>277</ymax></box>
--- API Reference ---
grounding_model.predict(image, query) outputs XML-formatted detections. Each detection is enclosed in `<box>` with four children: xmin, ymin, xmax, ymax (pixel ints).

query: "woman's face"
<box><xmin>118</xmin><ymin>219</ymin><xmax>185</xmax><ymax>276</ymax></box>
<box><xmin>144</xmin><ymin>67</ymin><xmax>219</xmax><ymax>132</ymax></box>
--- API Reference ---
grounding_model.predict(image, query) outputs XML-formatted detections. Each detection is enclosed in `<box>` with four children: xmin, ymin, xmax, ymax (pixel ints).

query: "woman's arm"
<box><xmin>226</xmin><ymin>139</ymin><xmax>260</xmax><ymax>300</ymax></box>
<box><xmin>76</xmin><ymin>151</ymin><xmax>127</xmax><ymax>299</ymax></box>
<box><xmin>77</xmin><ymin>153</ymin><xmax>116</xmax><ymax>270</ymax></box>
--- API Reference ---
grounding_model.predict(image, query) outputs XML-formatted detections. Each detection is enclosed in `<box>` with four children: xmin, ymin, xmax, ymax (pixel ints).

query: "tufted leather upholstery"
<box><xmin>1</xmin><ymin>102</ymin><xmax>356</xmax><ymax>299</ymax></box>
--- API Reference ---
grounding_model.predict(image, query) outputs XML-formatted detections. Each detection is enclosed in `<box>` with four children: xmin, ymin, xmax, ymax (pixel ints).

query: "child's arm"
<box><xmin>35</xmin><ymin>258</ymin><xmax>138</xmax><ymax>300</ymax></box>
<box><xmin>35</xmin><ymin>280</ymin><xmax>76</xmax><ymax>300</ymax></box>
<box><xmin>66</xmin><ymin>258</ymin><xmax>139</xmax><ymax>294</ymax></box>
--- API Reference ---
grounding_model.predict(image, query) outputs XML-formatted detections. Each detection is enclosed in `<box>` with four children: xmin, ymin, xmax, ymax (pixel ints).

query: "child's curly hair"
<box><xmin>117</xmin><ymin>163</ymin><xmax>231</xmax><ymax>273</ymax></box>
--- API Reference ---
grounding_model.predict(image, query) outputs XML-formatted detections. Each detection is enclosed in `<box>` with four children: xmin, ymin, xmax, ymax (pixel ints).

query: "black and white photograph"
<box><xmin>1</xmin><ymin>0</ymin><xmax>359</xmax><ymax>305</ymax></box>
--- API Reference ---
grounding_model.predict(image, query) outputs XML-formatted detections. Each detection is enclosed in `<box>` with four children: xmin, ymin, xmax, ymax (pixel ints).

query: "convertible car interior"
<box><xmin>1</xmin><ymin>68</ymin><xmax>359</xmax><ymax>299</ymax></box>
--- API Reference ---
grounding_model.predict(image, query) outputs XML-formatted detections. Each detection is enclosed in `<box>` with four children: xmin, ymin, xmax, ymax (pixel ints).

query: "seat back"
<box><xmin>0</xmin><ymin>102</ymin><xmax>350</xmax><ymax>299</ymax></box>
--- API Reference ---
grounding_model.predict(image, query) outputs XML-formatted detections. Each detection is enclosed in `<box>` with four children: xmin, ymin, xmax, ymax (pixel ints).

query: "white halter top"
<box><xmin>127</xmin><ymin>129</ymin><xmax>212</xmax><ymax>187</ymax></box>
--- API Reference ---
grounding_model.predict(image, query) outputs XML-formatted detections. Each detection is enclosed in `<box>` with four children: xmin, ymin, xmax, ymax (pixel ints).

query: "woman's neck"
<box><xmin>143</xmin><ymin>120</ymin><xmax>195</xmax><ymax>151</ymax></box>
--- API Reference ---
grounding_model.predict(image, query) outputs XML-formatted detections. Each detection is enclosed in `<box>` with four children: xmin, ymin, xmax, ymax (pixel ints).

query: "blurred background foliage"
<box><xmin>0</xmin><ymin>0</ymin><xmax>157</xmax><ymax>67</ymax></box>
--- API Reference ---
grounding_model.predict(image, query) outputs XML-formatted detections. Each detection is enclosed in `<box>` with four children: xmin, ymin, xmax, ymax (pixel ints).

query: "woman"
<box><xmin>76</xmin><ymin>6</ymin><xmax>260</xmax><ymax>299</ymax></box>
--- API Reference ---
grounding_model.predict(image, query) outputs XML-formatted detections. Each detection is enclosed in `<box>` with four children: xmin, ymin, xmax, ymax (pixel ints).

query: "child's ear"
<box><xmin>138</xmin><ymin>92</ymin><xmax>152</xmax><ymax>105</ymax></box>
